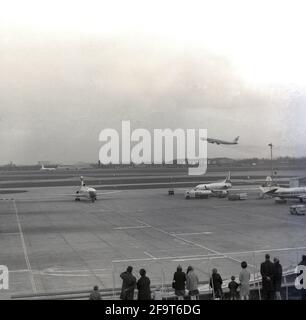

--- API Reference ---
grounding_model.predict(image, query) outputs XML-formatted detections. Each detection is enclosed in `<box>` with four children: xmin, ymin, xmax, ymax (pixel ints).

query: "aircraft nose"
<box><xmin>89</xmin><ymin>191</ymin><xmax>96</xmax><ymax>198</ymax></box>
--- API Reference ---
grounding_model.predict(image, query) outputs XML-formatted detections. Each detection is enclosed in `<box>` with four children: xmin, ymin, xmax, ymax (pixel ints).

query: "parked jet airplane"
<box><xmin>195</xmin><ymin>172</ymin><xmax>232</xmax><ymax>190</ymax></box>
<box><xmin>202</xmin><ymin>136</ymin><xmax>239</xmax><ymax>145</ymax></box>
<box><xmin>40</xmin><ymin>163</ymin><xmax>56</xmax><ymax>171</ymax></box>
<box><xmin>260</xmin><ymin>176</ymin><xmax>306</xmax><ymax>202</ymax></box>
<box><xmin>185</xmin><ymin>172</ymin><xmax>231</xmax><ymax>199</ymax></box>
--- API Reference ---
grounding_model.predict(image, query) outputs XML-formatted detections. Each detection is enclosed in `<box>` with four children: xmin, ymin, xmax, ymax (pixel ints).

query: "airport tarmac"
<box><xmin>1</xmin><ymin>184</ymin><xmax>306</xmax><ymax>299</ymax></box>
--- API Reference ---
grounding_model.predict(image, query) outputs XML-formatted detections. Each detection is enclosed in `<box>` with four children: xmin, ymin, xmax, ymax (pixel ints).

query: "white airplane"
<box><xmin>202</xmin><ymin>136</ymin><xmax>239</xmax><ymax>145</ymax></box>
<box><xmin>74</xmin><ymin>176</ymin><xmax>120</xmax><ymax>202</ymax></box>
<box><xmin>260</xmin><ymin>176</ymin><xmax>306</xmax><ymax>203</ymax></box>
<box><xmin>185</xmin><ymin>172</ymin><xmax>231</xmax><ymax>199</ymax></box>
<box><xmin>195</xmin><ymin>172</ymin><xmax>232</xmax><ymax>190</ymax></box>
<box><xmin>40</xmin><ymin>163</ymin><xmax>56</xmax><ymax>171</ymax></box>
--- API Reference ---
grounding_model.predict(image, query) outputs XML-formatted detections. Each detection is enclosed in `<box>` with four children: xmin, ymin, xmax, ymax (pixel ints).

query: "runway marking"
<box><xmin>171</xmin><ymin>232</ymin><xmax>212</xmax><ymax>236</ymax></box>
<box><xmin>12</xmin><ymin>200</ymin><xmax>37</xmax><ymax>293</ymax></box>
<box><xmin>0</xmin><ymin>232</ymin><xmax>20</xmax><ymax>236</ymax></box>
<box><xmin>133</xmin><ymin>218</ymin><xmax>249</xmax><ymax>267</ymax></box>
<box><xmin>144</xmin><ymin>251</ymin><xmax>157</xmax><ymax>259</ymax></box>
<box><xmin>211</xmin><ymin>206</ymin><xmax>234</xmax><ymax>209</ymax></box>
<box><xmin>114</xmin><ymin>225</ymin><xmax>151</xmax><ymax>230</ymax></box>
<box><xmin>112</xmin><ymin>245</ymin><xmax>306</xmax><ymax>264</ymax></box>
<box><xmin>173</xmin><ymin>256</ymin><xmax>226</xmax><ymax>262</ymax></box>
<box><xmin>42</xmin><ymin>267</ymin><xmax>113</xmax><ymax>273</ymax></box>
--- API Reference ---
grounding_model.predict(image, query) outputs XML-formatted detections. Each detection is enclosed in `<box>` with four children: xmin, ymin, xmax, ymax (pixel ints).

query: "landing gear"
<box><xmin>75</xmin><ymin>197</ymin><xmax>80</xmax><ymax>201</ymax></box>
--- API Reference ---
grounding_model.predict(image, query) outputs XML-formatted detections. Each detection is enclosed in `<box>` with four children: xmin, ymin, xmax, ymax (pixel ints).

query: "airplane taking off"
<box><xmin>40</xmin><ymin>163</ymin><xmax>56</xmax><ymax>171</ymax></box>
<box><xmin>202</xmin><ymin>136</ymin><xmax>239</xmax><ymax>145</ymax></box>
<box><xmin>260</xmin><ymin>176</ymin><xmax>306</xmax><ymax>202</ymax></box>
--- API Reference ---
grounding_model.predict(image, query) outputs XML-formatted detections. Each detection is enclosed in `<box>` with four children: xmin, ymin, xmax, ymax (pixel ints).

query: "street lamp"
<box><xmin>268</xmin><ymin>143</ymin><xmax>273</xmax><ymax>177</ymax></box>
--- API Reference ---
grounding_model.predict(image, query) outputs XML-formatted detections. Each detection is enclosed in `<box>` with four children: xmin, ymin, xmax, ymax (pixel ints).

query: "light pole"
<box><xmin>268</xmin><ymin>143</ymin><xmax>273</xmax><ymax>177</ymax></box>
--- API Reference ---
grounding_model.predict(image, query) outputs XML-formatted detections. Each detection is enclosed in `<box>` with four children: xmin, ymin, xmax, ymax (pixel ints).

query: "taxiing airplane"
<box><xmin>203</xmin><ymin>136</ymin><xmax>239</xmax><ymax>145</ymax></box>
<box><xmin>40</xmin><ymin>163</ymin><xmax>56</xmax><ymax>171</ymax></box>
<box><xmin>260</xmin><ymin>176</ymin><xmax>306</xmax><ymax>202</ymax></box>
<box><xmin>74</xmin><ymin>176</ymin><xmax>120</xmax><ymax>202</ymax></box>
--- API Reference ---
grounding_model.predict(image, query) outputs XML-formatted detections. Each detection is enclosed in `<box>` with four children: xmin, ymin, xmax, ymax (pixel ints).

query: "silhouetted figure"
<box><xmin>137</xmin><ymin>269</ymin><xmax>151</xmax><ymax>300</ymax></box>
<box><xmin>173</xmin><ymin>265</ymin><xmax>186</xmax><ymax>300</ymax></box>
<box><xmin>260</xmin><ymin>254</ymin><xmax>275</xmax><ymax>300</ymax></box>
<box><xmin>210</xmin><ymin>268</ymin><xmax>223</xmax><ymax>299</ymax></box>
<box><xmin>228</xmin><ymin>276</ymin><xmax>239</xmax><ymax>300</ymax></box>
<box><xmin>89</xmin><ymin>285</ymin><xmax>101</xmax><ymax>300</ymax></box>
<box><xmin>273</xmin><ymin>257</ymin><xmax>283</xmax><ymax>300</ymax></box>
<box><xmin>120</xmin><ymin>266</ymin><xmax>136</xmax><ymax>300</ymax></box>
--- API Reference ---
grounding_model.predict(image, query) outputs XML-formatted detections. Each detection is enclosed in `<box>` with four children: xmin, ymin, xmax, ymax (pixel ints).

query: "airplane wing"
<box><xmin>207</xmin><ymin>138</ymin><xmax>219</xmax><ymax>144</ymax></box>
<box><xmin>96</xmin><ymin>191</ymin><xmax>122</xmax><ymax>196</ymax></box>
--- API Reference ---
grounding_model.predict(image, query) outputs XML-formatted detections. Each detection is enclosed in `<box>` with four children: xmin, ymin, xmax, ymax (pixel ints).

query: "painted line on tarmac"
<box><xmin>173</xmin><ymin>256</ymin><xmax>226</xmax><ymax>262</ymax></box>
<box><xmin>114</xmin><ymin>225</ymin><xmax>151</xmax><ymax>230</ymax></box>
<box><xmin>144</xmin><ymin>251</ymin><xmax>157</xmax><ymax>259</ymax></box>
<box><xmin>171</xmin><ymin>232</ymin><xmax>213</xmax><ymax>236</ymax></box>
<box><xmin>112</xmin><ymin>245</ymin><xmax>306</xmax><ymax>264</ymax></box>
<box><xmin>133</xmin><ymin>218</ymin><xmax>255</xmax><ymax>268</ymax></box>
<box><xmin>12</xmin><ymin>200</ymin><xmax>37</xmax><ymax>293</ymax></box>
<box><xmin>0</xmin><ymin>232</ymin><xmax>21</xmax><ymax>236</ymax></box>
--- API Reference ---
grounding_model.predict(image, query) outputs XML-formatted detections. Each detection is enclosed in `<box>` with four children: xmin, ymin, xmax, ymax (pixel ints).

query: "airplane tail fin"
<box><xmin>80</xmin><ymin>176</ymin><xmax>85</xmax><ymax>187</ymax></box>
<box><xmin>262</xmin><ymin>176</ymin><xmax>273</xmax><ymax>187</ymax></box>
<box><xmin>233</xmin><ymin>136</ymin><xmax>239</xmax><ymax>143</ymax></box>
<box><xmin>41</xmin><ymin>163</ymin><xmax>45</xmax><ymax>169</ymax></box>
<box><xmin>224</xmin><ymin>171</ymin><xmax>231</xmax><ymax>184</ymax></box>
<box><xmin>260</xmin><ymin>176</ymin><xmax>278</xmax><ymax>194</ymax></box>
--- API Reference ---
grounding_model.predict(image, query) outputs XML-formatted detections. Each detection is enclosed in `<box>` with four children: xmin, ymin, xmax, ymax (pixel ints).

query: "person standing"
<box><xmin>228</xmin><ymin>276</ymin><xmax>239</xmax><ymax>300</ymax></box>
<box><xmin>210</xmin><ymin>268</ymin><xmax>223</xmax><ymax>300</ymax></box>
<box><xmin>137</xmin><ymin>268</ymin><xmax>151</xmax><ymax>300</ymax></box>
<box><xmin>239</xmin><ymin>261</ymin><xmax>251</xmax><ymax>300</ymax></box>
<box><xmin>120</xmin><ymin>266</ymin><xmax>136</xmax><ymax>300</ymax></box>
<box><xmin>273</xmin><ymin>257</ymin><xmax>283</xmax><ymax>300</ymax></box>
<box><xmin>186</xmin><ymin>266</ymin><xmax>200</xmax><ymax>300</ymax></box>
<box><xmin>89</xmin><ymin>285</ymin><xmax>101</xmax><ymax>300</ymax></box>
<box><xmin>173</xmin><ymin>265</ymin><xmax>186</xmax><ymax>300</ymax></box>
<box><xmin>260</xmin><ymin>254</ymin><xmax>275</xmax><ymax>300</ymax></box>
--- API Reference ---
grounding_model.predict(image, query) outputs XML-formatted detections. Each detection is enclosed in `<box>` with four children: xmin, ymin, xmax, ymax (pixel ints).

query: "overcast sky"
<box><xmin>1</xmin><ymin>0</ymin><xmax>306</xmax><ymax>164</ymax></box>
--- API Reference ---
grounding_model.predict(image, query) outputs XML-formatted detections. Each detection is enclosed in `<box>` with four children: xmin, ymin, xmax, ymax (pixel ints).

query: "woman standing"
<box><xmin>239</xmin><ymin>261</ymin><xmax>251</xmax><ymax>300</ymax></box>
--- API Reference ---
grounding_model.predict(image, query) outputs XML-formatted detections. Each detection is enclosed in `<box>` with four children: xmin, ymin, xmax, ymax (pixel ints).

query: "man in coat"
<box><xmin>173</xmin><ymin>265</ymin><xmax>186</xmax><ymax>300</ymax></box>
<box><xmin>260</xmin><ymin>254</ymin><xmax>275</xmax><ymax>300</ymax></box>
<box><xmin>137</xmin><ymin>269</ymin><xmax>151</xmax><ymax>300</ymax></box>
<box><xmin>120</xmin><ymin>266</ymin><xmax>136</xmax><ymax>300</ymax></box>
<box><xmin>273</xmin><ymin>257</ymin><xmax>283</xmax><ymax>300</ymax></box>
<box><xmin>210</xmin><ymin>268</ymin><xmax>223</xmax><ymax>299</ymax></box>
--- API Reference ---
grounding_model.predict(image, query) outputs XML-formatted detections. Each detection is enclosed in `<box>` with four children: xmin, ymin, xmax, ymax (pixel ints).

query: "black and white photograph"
<box><xmin>1</xmin><ymin>0</ymin><xmax>306</xmax><ymax>306</ymax></box>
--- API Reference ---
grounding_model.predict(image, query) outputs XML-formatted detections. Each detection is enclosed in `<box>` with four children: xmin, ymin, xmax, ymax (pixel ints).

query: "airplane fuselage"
<box><xmin>261</xmin><ymin>186</ymin><xmax>306</xmax><ymax>202</ymax></box>
<box><xmin>195</xmin><ymin>182</ymin><xmax>232</xmax><ymax>190</ymax></box>
<box><xmin>207</xmin><ymin>139</ymin><xmax>238</xmax><ymax>145</ymax></box>
<box><xmin>75</xmin><ymin>186</ymin><xmax>97</xmax><ymax>202</ymax></box>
